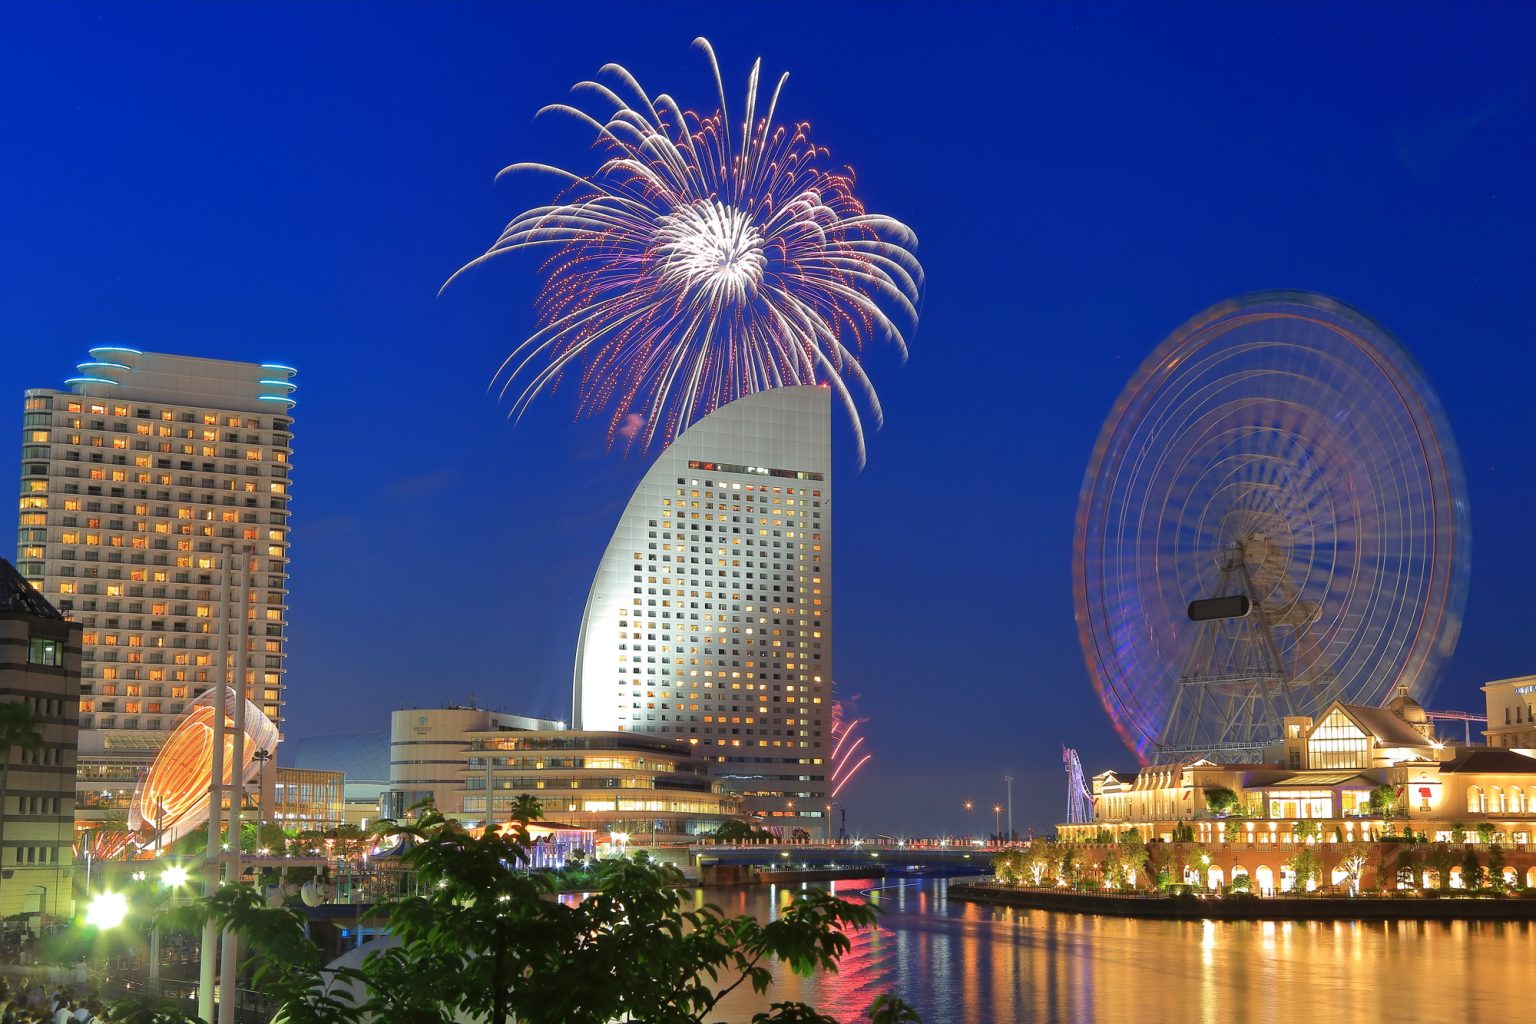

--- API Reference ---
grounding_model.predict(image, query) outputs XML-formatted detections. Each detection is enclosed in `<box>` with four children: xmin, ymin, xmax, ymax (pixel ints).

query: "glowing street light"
<box><xmin>161</xmin><ymin>864</ymin><xmax>191</xmax><ymax>889</ymax></box>
<box><xmin>85</xmin><ymin>891</ymin><xmax>129</xmax><ymax>930</ymax></box>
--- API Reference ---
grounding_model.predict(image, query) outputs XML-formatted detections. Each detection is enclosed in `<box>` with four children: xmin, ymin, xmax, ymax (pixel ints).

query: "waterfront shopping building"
<box><xmin>571</xmin><ymin>386</ymin><xmax>832</xmax><ymax>832</ymax></box>
<box><xmin>1063</xmin><ymin>683</ymin><xmax>1536</xmax><ymax>889</ymax></box>
<box><xmin>17</xmin><ymin>349</ymin><xmax>296</xmax><ymax>829</ymax></box>
<box><xmin>0</xmin><ymin>559</ymin><xmax>82</xmax><ymax>918</ymax></box>
<box><xmin>1481</xmin><ymin>674</ymin><xmax>1536</xmax><ymax>749</ymax></box>
<box><xmin>385</xmin><ymin>707</ymin><xmax>742</xmax><ymax>842</ymax></box>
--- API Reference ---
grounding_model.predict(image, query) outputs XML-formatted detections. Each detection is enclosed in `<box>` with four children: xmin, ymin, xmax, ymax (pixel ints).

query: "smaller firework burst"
<box><xmin>829</xmin><ymin>697</ymin><xmax>871</xmax><ymax>799</ymax></box>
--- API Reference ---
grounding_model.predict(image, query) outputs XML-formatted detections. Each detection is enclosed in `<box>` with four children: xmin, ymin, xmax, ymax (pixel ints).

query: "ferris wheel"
<box><xmin>1073</xmin><ymin>291</ymin><xmax>1470</xmax><ymax>764</ymax></box>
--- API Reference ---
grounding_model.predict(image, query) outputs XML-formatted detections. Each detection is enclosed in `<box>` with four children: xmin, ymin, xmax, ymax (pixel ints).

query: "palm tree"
<box><xmin>509</xmin><ymin>794</ymin><xmax>544</xmax><ymax>823</ymax></box>
<box><xmin>0</xmin><ymin>700</ymin><xmax>45</xmax><ymax>893</ymax></box>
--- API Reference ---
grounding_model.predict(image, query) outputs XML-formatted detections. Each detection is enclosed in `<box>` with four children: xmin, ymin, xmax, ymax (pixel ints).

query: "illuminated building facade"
<box><xmin>1063</xmin><ymin>690</ymin><xmax>1536</xmax><ymax>850</ymax></box>
<box><xmin>384</xmin><ymin>707</ymin><xmax>743</xmax><ymax>841</ymax></box>
<box><xmin>383</xmin><ymin>706</ymin><xmax>564</xmax><ymax>820</ymax></box>
<box><xmin>282</xmin><ymin>731</ymin><xmax>388</xmax><ymax>829</ymax></box>
<box><xmin>0</xmin><ymin>558</ymin><xmax>82</xmax><ymax>919</ymax></box>
<box><xmin>1483</xmin><ymin>675</ymin><xmax>1536</xmax><ymax>748</ymax></box>
<box><xmin>572</xmin><ymin>386</ymin><xmax>831</xmax><ymax>830</ymax></box>
<box><xmin>463</xmin><ymin>729</ymin><xmax>743</xmax><ymax>841</ymax></box>
<box><xmin>17</xmin><ymin>348</ymin><xmax>295</xmax><ymax>825</ymax></box>
<box><xmin>273</xmin><ymin>766</ymin><xmax>345</xmax><ymax>830</ymax></box>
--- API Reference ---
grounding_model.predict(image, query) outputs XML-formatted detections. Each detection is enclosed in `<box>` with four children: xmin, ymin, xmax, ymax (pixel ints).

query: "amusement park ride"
<box><xmin>1072</xmin><ymin>292</ymin><xmax>1472</xmax><ymax>770</ymax></box>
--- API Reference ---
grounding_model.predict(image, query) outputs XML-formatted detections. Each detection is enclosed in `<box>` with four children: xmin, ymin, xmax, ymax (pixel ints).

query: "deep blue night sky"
<box><xmin>4</xmin><ymin>3</ymin><xmax>1533</xmax><ymax>835</ymax></box>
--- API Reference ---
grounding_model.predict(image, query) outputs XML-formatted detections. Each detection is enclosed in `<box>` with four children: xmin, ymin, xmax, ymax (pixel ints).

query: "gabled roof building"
<box><xmin>1064</xmin><ymin>682</ymin><xmax>1536</xmax><ymax>849</ymax></box>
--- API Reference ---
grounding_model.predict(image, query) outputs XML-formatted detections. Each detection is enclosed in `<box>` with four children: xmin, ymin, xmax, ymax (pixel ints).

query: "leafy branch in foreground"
<box><xmin>134</xmin><ymin>807</ymin><xmax>918</xmax><ymax>1024</ymax></box>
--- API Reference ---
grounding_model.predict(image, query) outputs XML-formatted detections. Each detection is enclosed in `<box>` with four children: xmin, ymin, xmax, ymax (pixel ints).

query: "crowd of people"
<box><xmin>0</xmin><ymin>982</ymin><xmax>107</xmax><ymax>1024</ymax></box>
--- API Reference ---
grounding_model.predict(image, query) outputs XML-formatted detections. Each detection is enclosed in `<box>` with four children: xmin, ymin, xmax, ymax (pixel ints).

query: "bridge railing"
<box><xmin>693</xmin><ymin>837</ymin><xmax>1021</xmax><ymax>852</ymax></box>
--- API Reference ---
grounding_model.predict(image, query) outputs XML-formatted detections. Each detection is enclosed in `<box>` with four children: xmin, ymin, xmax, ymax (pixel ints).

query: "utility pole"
<box><xmin>198</xmin><ymin>548</ymin><xmax>231</xmax><ymax>1024</ymax></box>
<box><xmin>1004</xmin><ymin>775</ymin><xmax>1014</xmax><ymax>843</ymax></box>
<box><xmin>219</xmin><ymin>553</ymin><xmax>252</xmax><ymax>1024</ymax></box>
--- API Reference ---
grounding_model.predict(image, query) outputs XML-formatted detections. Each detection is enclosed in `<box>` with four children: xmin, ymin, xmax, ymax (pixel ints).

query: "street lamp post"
<box><xmin>1005</xmin><ymin>775</ymin><xmax>1014</xmax><ymax>843</ymax></box>
<box><xmin>252</xmin><ymin>748</ymin><xmax>273</xmax><ymax>828</ymax></box>
<box><xmin>993</xmin><ymin>805</ymin><xmax>1002</xmax><ymax>842</ymax></box>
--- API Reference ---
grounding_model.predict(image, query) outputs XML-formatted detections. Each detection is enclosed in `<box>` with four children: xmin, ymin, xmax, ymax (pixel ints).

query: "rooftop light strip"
<box><xmin>64</xmin><ymin>377</ymin><xmax>120</xmax><ymax>386</ymax></box>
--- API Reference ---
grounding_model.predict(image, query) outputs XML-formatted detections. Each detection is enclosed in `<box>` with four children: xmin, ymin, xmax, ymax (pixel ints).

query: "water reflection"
<box><xmin>712</xmin><ymin>877</ymin><xmax>1536</xmax><ymax>1023</ymax></box>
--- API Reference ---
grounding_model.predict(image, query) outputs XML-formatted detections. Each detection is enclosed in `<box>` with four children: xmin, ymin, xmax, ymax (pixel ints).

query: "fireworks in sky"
<box><xmin>448</xmin><ymin>37</ymin><xmax>923</xmax><ymax>464</ymax></box>
<box><xmin>829</xmin><ymin>697</ymin><xmax>870</xmax><ymax>799</ymax></box>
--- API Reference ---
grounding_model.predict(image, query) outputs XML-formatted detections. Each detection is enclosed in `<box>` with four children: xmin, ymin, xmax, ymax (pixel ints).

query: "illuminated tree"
<box><xmin>993</xmin><ymin>848</ymin><xmax>1028</xmax><ymax>887</ymax></box>
<box><xmin>1024</xmin><ymin>842</ymin><xmax>1059</xmax><ymax>886</ymax></box>
<box><xmin>1461</xmin><ymin>847</ymin><xmax>1484</xmax><ymax>891</ymax></box>
<box><xmin>1204</xmin><ymin>787</ymin><xmax>1239</xmax><ymax>816</ymax></box>
<box><xmin>1285</xmin><ymin>848</ymin><xmax>1322</xmax><ymax>892</ymax></box>
<box><xmin>1335</xmin><ymin>841</ymin><xmax>1373</xmax><ymax>895</ymax></box>
<box><xmin>1423</xmin><ymin>845</ymin><xmax>1457</xmax><ymax>891</ymax></box>
<box><xmin>1487</xmin><ymin>843</ymin><xmax>1507</xmax><ymax>890</ymax></box>
<box><xmin>1292</xmin><ymin>820</ymin><xmax>1322</xmax><ymax>843</ymax></box>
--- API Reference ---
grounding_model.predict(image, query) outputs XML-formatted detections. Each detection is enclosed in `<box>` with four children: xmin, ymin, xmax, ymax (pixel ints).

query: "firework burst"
<box><xmin>447</xmin><ymin>38</ymin><xmax>923</xmax><ymax>464</ymax></box>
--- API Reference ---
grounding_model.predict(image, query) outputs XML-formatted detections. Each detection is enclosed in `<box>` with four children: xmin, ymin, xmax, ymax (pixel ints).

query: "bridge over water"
<box><xmin>688</xmin><ymin>839</ymin><xmax>1009</xmax><ymax>871</ymax></box>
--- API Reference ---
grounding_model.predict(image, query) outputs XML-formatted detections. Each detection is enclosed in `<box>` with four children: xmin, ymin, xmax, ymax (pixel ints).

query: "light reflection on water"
<box><xmin>710</xmin><ymin>876</ymin><xmax>1536</xmax><ymax>1024</ymax></box>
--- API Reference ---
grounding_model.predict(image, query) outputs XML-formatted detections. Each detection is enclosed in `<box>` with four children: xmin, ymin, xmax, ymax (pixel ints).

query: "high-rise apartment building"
<box><xmin>572</xmin><ymin>386</ymin><xmax>831</xmax><ymax>829</ymax></box>
<box><xmin>17</xmin><ymin>348</ymin><xmax>295</xmax><ymax>821</ymax></box>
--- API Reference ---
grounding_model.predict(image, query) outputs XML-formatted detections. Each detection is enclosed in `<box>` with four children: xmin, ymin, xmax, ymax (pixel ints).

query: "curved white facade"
<box><xmin>573</xmin><ymin>386</ymin><xmax>831</xmax><ymax>823</ymax></box>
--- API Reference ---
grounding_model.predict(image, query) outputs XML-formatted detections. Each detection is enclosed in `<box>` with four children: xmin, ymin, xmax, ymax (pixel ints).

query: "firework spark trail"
<box><xmin>446</xmin><ymin>38</ymin><xmax>923</xmax><ymax>465</ymax></box>
<box><xmin>829</xmin><ymin>698</ymin><xmax>870</xmax><ymax>798</ymax></box>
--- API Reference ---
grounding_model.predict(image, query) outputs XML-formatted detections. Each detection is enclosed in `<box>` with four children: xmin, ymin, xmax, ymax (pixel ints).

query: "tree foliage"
<box><xmin>1487</xmin><ymin>843</ymin><xmax>1508</xmax><ymax>890</ymax></box>
<box><xmin>1460</xmin><ymin>847</ymin><xmax>1484</xmax><ymax>891</ymax></box>
<box><xmin>714</xmin><ymin>818</ymin><xmax>776</xmax><ymax>843</ymax></box>
<box><xmin>1335</xmin><ymin>841</ymin><xmax>1373</xmax><ymax>895</ymax></box>
<box><xmin>1285</xmin><ymin>847</ymin><xmax>1322</xmax><ymax>892</ymax></box>
<box><xmin>1367</xmin><ymin>784</ymin><xmax>1398</xmax><ymax>818</ymax></box>
<box><xmin>1203</xmin><ymin>787</ymin><xmax>1239</xmax><ymax>816</ymax></box>
<box><xmin>133</xmin><ymin>807</ymin><xmax>918</xmax><ymax>1024</ymax></box>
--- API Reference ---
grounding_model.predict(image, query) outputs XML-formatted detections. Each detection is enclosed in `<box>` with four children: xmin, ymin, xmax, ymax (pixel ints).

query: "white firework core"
<box><xmin>654</xmin><ymin>200</ymin><xmax>767</xmax><ymax>304</ymax></box>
